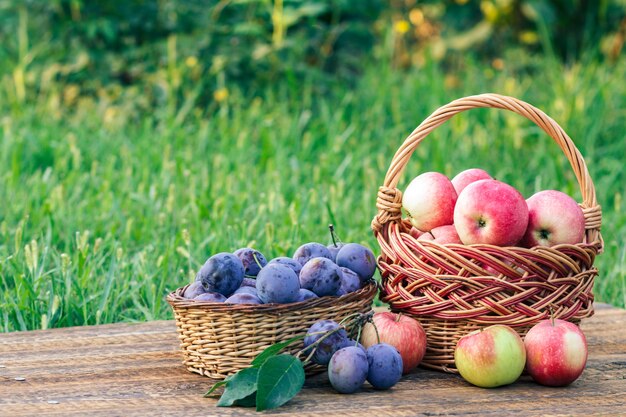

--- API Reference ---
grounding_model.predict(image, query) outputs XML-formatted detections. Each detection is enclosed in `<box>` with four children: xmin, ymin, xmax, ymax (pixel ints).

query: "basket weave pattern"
<box><xmin>167</xmin><ymin>282</ymin><xmax>376</xmax><ymax>379</ymax></box>
<box><xmin>371</xmin><ymin>94</ymin><xmax>603</xmax><ymax>372</ymax></box>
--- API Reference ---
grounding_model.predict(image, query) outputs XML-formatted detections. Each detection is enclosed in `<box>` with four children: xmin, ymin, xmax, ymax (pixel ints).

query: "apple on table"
<box><xmin>454</xmin><ymin>324</ymin><xmax>526</xmax><ymax>388</ymax></box>
<box><xmin>524</xmin><ymin>319</ymin><xmax>588</xmax><ymax>386</ymax></box>
<box><xmin>360</xmin><ymin>312</ymin><xmax>427</xmax><ymax>374</ymax></box>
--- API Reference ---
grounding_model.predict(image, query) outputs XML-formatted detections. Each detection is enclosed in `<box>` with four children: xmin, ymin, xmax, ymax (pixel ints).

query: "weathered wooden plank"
<box><xmin>1</xmin><ymin>306</ymin><xmax>625</xmax><ymax>416</ymax></box>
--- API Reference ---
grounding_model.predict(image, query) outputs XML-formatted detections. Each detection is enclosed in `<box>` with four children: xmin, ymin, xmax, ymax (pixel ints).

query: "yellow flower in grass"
<box><xmin>214</xmin><ymin>88</ymin><xmax>229</xmax><ymax>103</ymax></box>
<box><xmin>185</xmin><ymin>56</ymin><xmax>198</xmax><ymax>68</ymax></box>
<box><xmin>395</xmin><ymin>20</ymin><xmax>410</xmax><ymax>35</ymax></box>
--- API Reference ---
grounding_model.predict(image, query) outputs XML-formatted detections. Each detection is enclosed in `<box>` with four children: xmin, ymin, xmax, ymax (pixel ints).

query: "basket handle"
<box><xmin>371</xmin><ymin>93</ymin><xmax>602</xmax><ymax>247</ymax></box>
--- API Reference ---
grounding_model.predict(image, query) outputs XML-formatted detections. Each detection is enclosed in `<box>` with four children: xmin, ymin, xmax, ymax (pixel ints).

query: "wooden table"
<box><xmin>1</xmin><ymin>305</ymin><xmax>625</xmax><ymax>417</ymax></box>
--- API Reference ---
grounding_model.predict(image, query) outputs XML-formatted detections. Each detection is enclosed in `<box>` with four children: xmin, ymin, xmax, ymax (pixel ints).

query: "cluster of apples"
<box><xmin>402</xmin><ymin>168</ymin><xmax>586</xmax><ymax>247</ymax></box>
<box><xmin>455</xmin><ymin>318</ymin><xmax>588</xmax><ymax>388</ymax></box>
<box><xmin>353</xmin><ymin>310</ymin><xmax>588</xmax><ymax>389</ymax></box>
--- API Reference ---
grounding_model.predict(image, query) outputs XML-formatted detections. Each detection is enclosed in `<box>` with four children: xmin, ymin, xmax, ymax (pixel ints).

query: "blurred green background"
<box><xmin>1</xmin><ymin>0</ymin><xmax>625</xmax><ymax>331</ymax></box>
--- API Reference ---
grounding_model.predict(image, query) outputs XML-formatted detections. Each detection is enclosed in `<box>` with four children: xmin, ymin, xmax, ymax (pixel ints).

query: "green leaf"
<box><xmin>250</xmin><ymin>335</ymin><xmax>306</xmax><ymax>367</ymax></box>
<box><xmin>234</xmin><ymin>392</ymin><xmax>257</xmax><ymax>407</ymax></box>
<box><xmin>204</xmin><ymin>371</ymin><xmax>238</xmax><ymax>397</ymax></box>
<box><xmin>256</xmin><ymin>354</ymin><xmax>305</xmax><ymax>411</ymax></box>
<box><xmin>204</xmin><ymin>379</ymin><xmax>229</xmax><ymax>398</ymax></box>
<box><xmin>217</xmin><ymin>367</ymin><xmax>260</xmax><ymax>407</ymax></box>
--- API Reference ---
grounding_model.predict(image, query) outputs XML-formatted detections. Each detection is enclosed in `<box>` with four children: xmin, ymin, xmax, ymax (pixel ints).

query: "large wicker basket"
<box><xmin>371</xmin><ymin>93</ymin><xmax>603</xmax><ymax>373</ymax></box>
<box><xmin>167</xmin><ymin>282</ymin><xmax>377</xmax><ymax>379</ymax></box>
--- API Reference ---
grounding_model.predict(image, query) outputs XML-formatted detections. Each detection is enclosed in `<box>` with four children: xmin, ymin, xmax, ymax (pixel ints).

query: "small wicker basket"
<box><xmin>371</xmin><ymin>93</ymin><xmax>603</xmax><ymax>373</ymax></box>
<box><xmin>167</xmin><ymin>282</ymin><xmax>377</xmax><ymax>379</ymax></box>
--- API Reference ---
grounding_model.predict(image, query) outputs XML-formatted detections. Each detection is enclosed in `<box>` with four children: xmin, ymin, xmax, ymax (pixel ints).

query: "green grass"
<box><xmin>1</xmin><ymin>54</ymin><xmax>625</xmax><ymax>332</ymax></box>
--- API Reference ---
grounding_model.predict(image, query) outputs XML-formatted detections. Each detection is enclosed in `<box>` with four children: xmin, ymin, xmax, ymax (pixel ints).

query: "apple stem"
<box><xmin>549</xmin><ymin>306</ymin><xmax>555</xmax><ymax>327</ymax></box>
<box><xmin>395</xmin><ymin>312</ymin><xmax>402</xmax><ymax>323</ymax></box>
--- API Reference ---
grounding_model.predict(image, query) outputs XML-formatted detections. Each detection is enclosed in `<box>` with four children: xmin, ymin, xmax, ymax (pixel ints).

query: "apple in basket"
<box><xmin>417</xmin><ymin>225</ymin><xmax>462</xmax><ymax>244</ymax></box>
<box><xmin>402</xmin><ymin>172</ymin><xmax>458</xmax><ymax>232</ymax></box>
<box><xmin>360</xmin><ymin>312</ymin><xmax>427</xmax><ymax>374</ymax></box>
<box><xmin>520</xmin><ymin>190</ymin><xmax>586</xmax><ymax>248</ymax></box>
<box><xmin>454</xmin><ymin>179</ymin><xmax>529</xmax><ymax>246</ymax></box>
<box><xmin>454</xmin><ymin>324</ymin><xmax>526</xmax><ymax>388</ymax></box>
<box><xmin>451</xmin><ymin>168</ymin><xmax>493</xmax><ymax>195</ymax></box>
<box><xmin>524</xmin><ymin>319</ymin><xmax>588</xmax><ymax>386</ymax></box>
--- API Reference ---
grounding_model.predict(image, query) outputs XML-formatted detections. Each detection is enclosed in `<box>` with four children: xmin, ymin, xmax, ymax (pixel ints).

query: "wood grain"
<box><xmin>1</xmin><ymin>305</ymin><xmax>625</xmax><ymax>417</ymax></box>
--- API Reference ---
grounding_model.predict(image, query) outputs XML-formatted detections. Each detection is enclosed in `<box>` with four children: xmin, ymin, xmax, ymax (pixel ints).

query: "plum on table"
<box><xmin>303</xmin><ymin>320</ymin><xmax>349</xmax><ymax>366</ymax></box>
<box><xmin>366</xmin><ymin>343</ymin><xmax>403</xmax><ymax>390</ymax></box>
<box><xmin>328</xmin><ymin>346</ymin><xmax>369</xmax><ymax>394</ymax></box>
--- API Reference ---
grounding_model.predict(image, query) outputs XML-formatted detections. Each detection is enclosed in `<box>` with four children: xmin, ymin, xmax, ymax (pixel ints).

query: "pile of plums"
<box><xmin>304</xmin><ymin>319</ymin><xmax>403</xmax><ymax>393</ymax></box>
<box><xmin>181</xmin><ymin>241</ymin><xmax>377</xmax><ymax>305</ymax></box>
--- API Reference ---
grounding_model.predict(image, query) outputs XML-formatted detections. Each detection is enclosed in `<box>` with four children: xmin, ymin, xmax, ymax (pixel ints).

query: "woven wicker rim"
<box><xmin>371</xmin><ymin>93</ymin><xmax>603</xmax><ymax>248</ymax></box>
<box><xmin>167</xmin><ymin>281</ymin><xmax>378</xmax><ymax>312</ymax></box>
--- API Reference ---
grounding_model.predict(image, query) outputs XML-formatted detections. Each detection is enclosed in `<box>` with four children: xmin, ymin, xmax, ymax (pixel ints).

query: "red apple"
<box><xmin>453</xmin><ymin>179</ymin><xmax>529</xmax><ymax>246</ymax></box>
<box><xmin>454</xmin><ymin>325</ymin><xmax>526</xmax><ymax>388</ymax></box>
<box><xmin>417</xmin><ymin>225</ymin><xmax>462</xmax><ymax>244</ymax></box>
<box><xmin>524</xmin><ymin>319</ymin><xmax>588</xmax><ymax>387</ymax></box>
<box><xmin>360</xmin><ymin>312</ymin><xmax>427</xmax><ymax>374</ymax></box>
<box><xmin>402</xmin><ymin>172</ymin><xmax>458</xmax><ymax>232</ymax></box>
<box><xmin>520</xmin><ymin>190</ymin><xmax>585</xmax><ymax>248</ymax></box>
<box><xmin>451</xmin><ymin>168</ymin><xmax>493</xmax><ymax>195</ymax></box>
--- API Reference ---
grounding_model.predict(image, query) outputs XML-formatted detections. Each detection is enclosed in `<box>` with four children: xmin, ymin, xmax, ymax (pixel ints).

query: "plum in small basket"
<box><xmin>183</xmin><ymin>281</ymin><xmax>205</xmax><ymax>299</ymax></box>
<box><xmin>194</xmin><ymin>292</ymin><xmax>226</xmax><ymax>302</ymax></box>
<box><xmin>296</xmin><ymin>288</ymin><xmax>318</xmax><ymax>302</ymax></box>
<box><xmin>233</xmin><ymin>286</ymin><xmax>258</xmax><ymax>296</ymax></box>
<box><xmin>256</xmin><ymin>263</ymin><xmax>300</xmax><ymax>304</ymax></box>
<box><xmin>336</xmin><ymin>267</ymin><xmax>361</xmax><ymax>296</ymax></box>
<box><xmin>293</xmin><ymin>242</ymin><xmax>333</xmax><ymax>266</ymax></box>
<box><xmin>196</xmin><ymin>252</ymin><xmax>245</xmax><ymax>297</ymax></box>
<box><xmin>268</xmin><ymin>257</ymin><xmax>303</xmax><ymax>277</ymax></box>
<box><xmin>327</xmin><ymin>242</ymin><xmax>345</xmax><ymax>263</ymax></box>
<box><xmin>225</xmin><ymin>292</ymin><xmax>263</xmax><ymax>305</ymax></box>
<box><xmin>299</xmin><ymin>257</ymin><xmax>343</xmax><ymax>297</ymax></box>
<box><xmin>335</xmin><ymin>243</ymin><xmax>377</xmax><ymax>282</ymax></box>
<box><xmin>240</xmin><ymin>277</ymin><xmax>257</xmax><ymax>288</ymax></box>
<box><xmin>233</xmin><ymin>247</ymin><xmax>267</xmax><ymax>277</ymax></box>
